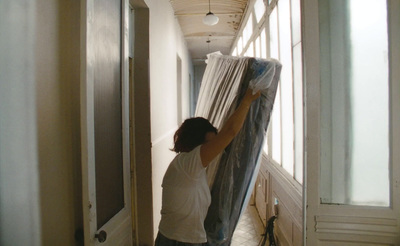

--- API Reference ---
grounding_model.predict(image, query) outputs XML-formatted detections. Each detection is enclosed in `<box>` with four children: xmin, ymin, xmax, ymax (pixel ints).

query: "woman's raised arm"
<box><xmin>200</xmin><ymin>89</ymin><xmax>261</xmax><ymax>167</ymax></box>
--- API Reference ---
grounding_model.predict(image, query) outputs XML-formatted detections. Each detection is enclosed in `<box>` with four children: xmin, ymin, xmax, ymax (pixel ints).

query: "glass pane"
<box><xmin>269</xmin><ymin>8</ymin><xmax>279</xmax><ymax>59</ymax></box>
<box><xmin>269</xmin><ymin>5</ymin><xmax>281</xmax><ymax>164</ymax></box>
<box><xmin>272</xmin><ymin>84</ymin><xmax>281</xmax><ymax>164</ymax></box>
<box><xmin>254</xmin><ymin>0</ymin><xmax>265</xmax><ymax>23</ymax></box>
<box><xmin>263</xmin><ymin>123</ymin><xmax>270</xmax><ymax>155</ymax></box>
<box><xmin>269</xmin><ymin>6</ymin><xmax>280</xmax><ymax>164</ymax></box>
<box><xmin>243</xmin><ymin>14</ymin><xmax>253</xmax><ymax>45</ymax></box>
<box><xmin>246</xmin><ymin>42</ymin><xmax>254</xmax><ymax>57</ymax></box>
<box><xmin>94</xmin><ymin>0</ymin><xmax>125</xmax><ymax>228</ymax></box>
<box><xmin>278</xmin><ymin>0</ymin><xmax>294</xmax><ymax>175</ymax></box>
<box><xmin>293</xmin><ymin>43</ymin><xmax>303</xmax><ymax>184</ymax></box>
<box><xmin>261</xmin><ymin>29</ymin><xmax>267</xmax><ymax>59</ymax></box>
<box><xmin>129</xmin><ymin>8</ymin><xmax>134</xmax><ymax>58</ymax></box>
<box><xmin>237</xmin><ymin>37</ymin><xmax>243</xmax><ymax>55</ymax></box>
<box><xmin>232</xmin><ymin>47</ymin><xmax>237</xmax><ymax>56</ymax></box>
<box><xmin>291</xmin><ymin>0</ymin><xmax>301</xmax><ymax>45</ymax></box>
<box><xmin>319</xmin><ymin>0</ymin><xmax>389</xmax><ymax>206</ymax></box>
<box><xmin>255</xmin><ymin>36</ymin><xmax>261</xmax><ymax>58</ymax></box>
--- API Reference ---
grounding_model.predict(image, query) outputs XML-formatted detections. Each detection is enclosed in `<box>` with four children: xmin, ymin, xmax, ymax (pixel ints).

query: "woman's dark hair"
<box><xmin>172</xmin><ymin>117</ymin><xmax>218</xmax><ymax>153</ymax></box>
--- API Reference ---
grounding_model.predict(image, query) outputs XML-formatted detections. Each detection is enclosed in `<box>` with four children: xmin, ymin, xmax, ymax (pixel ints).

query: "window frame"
<box><xmin>230</xmin><ymin>0</ymin><xmax>304</xmax><ymax>187</ymax></box>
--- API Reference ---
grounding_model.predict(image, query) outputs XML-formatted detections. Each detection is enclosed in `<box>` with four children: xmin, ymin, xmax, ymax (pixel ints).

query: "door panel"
<box><xmin>81</xmin><ymin>0</ymin><xmax>132</xmax><ymax>244</ymax></box>
<box><xmin>303</xmin><ymin>0</ymin><xmax>400</xmax><ymax>244</ymax></box>
<box><xmin>93</xmin><ymin>0</ymin><xmax>125</xmax><ymax>229</ymax></box>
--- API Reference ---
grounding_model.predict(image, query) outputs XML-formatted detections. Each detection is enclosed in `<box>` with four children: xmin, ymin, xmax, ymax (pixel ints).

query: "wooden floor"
<box><xmin>231</xmin><ymin>204</ymin><xmax>265</xmax><ymax>246</ymax></box>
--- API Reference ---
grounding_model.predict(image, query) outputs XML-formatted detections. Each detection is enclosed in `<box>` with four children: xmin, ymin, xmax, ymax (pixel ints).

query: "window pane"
<box><xmin>264</xmin><ymin>122</ymin><xmax>271</xmax><ymax>155</ymax></box>
<box><xmin>255</xmin><ymin>36</ymin><xmax>261</xmax><ymax>58</ymax></box>
<box><xmin>243</xmin><ymin>14</ymin><xmax>253</xmax><ymax>45</ymax></box>
<box><xmin>278</xmin><ymin>0</ymin><xmax>294</xmax><ymax>175</ymax></box>
<box><xmin>269</xmin><ymin>6</ymin><xmax>281</xmax><ymax>164</ymax></box>
<box><xmin>245</xmin><ymin>42</ymin><xmax>254</xmax><ymax>57</ymax></box>
<box><xmin>254</xmin><ymin>0</ymin><xmax>265</xmax><ymax>23</ymax></box>
<box><xmin>272</xmin><ymin>85</ymin><xmax>281</xmax><ymax>164</ymax></box>
<box><xmin>291</xmin><ymin>0</ymin><xmax>301</xmax><ymax>45</ymax></box>
<box><xmin>232</xmin><ymin>47</ymin><xmax>237</xmax><ymax>56</ymax></box>
<box><xmin>293</xmin><ymin>43</ymin><xmax>303</xmax><ymax>184</ymax></box>
<box><xmin>319</xmin><ymin>0</ymin><xmax>389</xmax><ymax>206</ymax></box>
<box><xmin>269</xmin><ymin>8</ymin><xmax>279</xmax><ymax>59</ymax></box>
<box><xmin>261</xmin><ymin>29</ymin><xmax>267</xmax><ymax>59</ymax></box>
<box><xmin>237</xmin><ymin>36</ymin><xmax>243</xmax><ymax>55</ymax></box>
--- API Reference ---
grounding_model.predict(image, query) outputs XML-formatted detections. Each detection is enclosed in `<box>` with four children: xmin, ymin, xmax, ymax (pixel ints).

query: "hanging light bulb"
<box><xmin>203</xmin><ymin>0</ymin><xmax>219</xmax><ymax>26</ymax></box>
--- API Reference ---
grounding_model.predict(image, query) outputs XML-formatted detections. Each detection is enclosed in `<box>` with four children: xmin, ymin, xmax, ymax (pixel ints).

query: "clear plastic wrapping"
<box><xmin>195</xmin><ymin>53</ymin><xmax>282</xmax><ymax>245</ymax></box>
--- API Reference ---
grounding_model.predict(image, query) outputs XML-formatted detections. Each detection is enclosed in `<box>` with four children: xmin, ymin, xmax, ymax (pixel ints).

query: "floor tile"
<box><xmin>231</xmin><ymin>204</ymin><xmax>264</xmax><ymax>246</ymax></box>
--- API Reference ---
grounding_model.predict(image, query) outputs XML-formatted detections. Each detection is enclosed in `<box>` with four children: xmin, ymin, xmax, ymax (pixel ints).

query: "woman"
<box><xmin>155</xmin><ymin>89</ymin><xmax>260</xmax><ymax>245</ymax></box>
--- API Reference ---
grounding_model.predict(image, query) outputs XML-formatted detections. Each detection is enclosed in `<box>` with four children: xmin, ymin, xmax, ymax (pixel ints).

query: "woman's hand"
<box><xmin>242</xmin><ymin>89</ymin><xmax>261</xmax><ymax>105</ymax></box>
<box><xmin>200</xmin><ymin>88</ymin><xmax>261</xmax><ymax>167</ymax></box>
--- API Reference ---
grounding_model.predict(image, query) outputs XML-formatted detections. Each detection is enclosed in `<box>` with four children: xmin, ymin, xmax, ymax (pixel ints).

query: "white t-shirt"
<box><xmin>158</xmin><ymin>146</ymin><xmax>211</xmax><ymax>243</ymax></box>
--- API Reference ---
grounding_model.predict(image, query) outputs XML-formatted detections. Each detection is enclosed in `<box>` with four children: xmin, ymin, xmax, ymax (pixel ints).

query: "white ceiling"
<box><xmin>169</xmin><ymin>0</ymin><xmax>250</xmax><ymax>64</ymax></box>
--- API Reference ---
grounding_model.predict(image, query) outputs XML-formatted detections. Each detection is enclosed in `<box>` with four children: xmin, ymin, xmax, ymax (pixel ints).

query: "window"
<box><xmin>255</xmin><ymin>36</ymin><xmax>261</xmax><ymax>58</ymax></box>
<box><xmin>266</xmin><ymin>0</ymin><xmax>303</xmax><ymax>183</ymax></box>
<box><xmin>319</xmin><ymin>0</ymin><xmax>389</xmax><ymax>206</ymax></box>
<box><xmin>243</xmin><ymin>14</ymin><xmax>253</xmax><ymax>45</ymax></box>
<box><xmin>232</xmin><ymin>47</ymin><xmax>237</xmax><ymax>56</ymax></box>
<box><xmin>278</xmin><ymin>0</ymin><xmax>294</xmax><ymax>175</ymax></box>
<box><xmin>260</xmin><ymin>29</ymin><xmax>267</xmax><ymax>59</ymax></box>
<box><xmin>232</xmin><ymin>0</ymin><xmax>303</xmax><ymax>184</ymax></box>
<box><xmin>254</xmin><ymin>0</ymin><xmax>265</xmax><ymax>23</ymax></box>
<box><xmin>291</xmin><ymin>0</ymin><xmax>303</xmax><ymax>184</ymax></box>
<box><xmin>237</xmin><ymin>36</ymin><xmax>243</xmax><ymax>56</ymax></box>
<box><xmin>245</xmin><ymin>42</ymin><xmax>254</xmax><ymax>57</ymax></box>
<box><xmin>269</xmin><ymin>8</ymin><xmax>279</xmax><ymax>59</ymax></box>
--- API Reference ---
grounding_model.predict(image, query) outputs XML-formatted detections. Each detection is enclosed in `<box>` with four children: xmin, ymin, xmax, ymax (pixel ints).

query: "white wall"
<box><xmin>0</xmin><ymin>1</ymin><xmax>41</xmax><ymax>245</ymax></box>
<box><xmin>144</xmin><ymin>0</ymin><xmax>194</xmax><ymax>238</ymax></box>
<box><xmin>0</xmin><ymin>0</ymin><xmax>82</xmax><ymax>245</ymax></box>
<box><xmin>1</xmin><ymin>0</ymin><xmax>195</xmax><ymax>244</ymax></box>
<box><xmin>35</xmin><ymin>1</ymin><xmax>82</xmax><ymax>244</ymax></box>
<box><xmin>193</xmin><ymin>64</ymin><xmax>207</xmax><ymax>114</ymax></box>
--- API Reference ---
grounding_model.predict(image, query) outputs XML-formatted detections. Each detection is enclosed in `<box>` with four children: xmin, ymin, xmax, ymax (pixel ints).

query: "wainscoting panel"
<box><xmin>314</xmin><ymin>215</ymin><xmax>399</xmax><ymax>245</ymax></box>
<box><xmin>254</xmin><ymin>156</ymin><xmax>303</xmax><ymax>246</ymax></box>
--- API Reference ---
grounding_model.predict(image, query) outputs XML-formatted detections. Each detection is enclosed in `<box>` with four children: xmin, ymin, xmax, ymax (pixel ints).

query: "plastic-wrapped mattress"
<box><xmin>195</xmin><ymin>53</ymin><xmax>282</xmax><ymax>245</ymax></box>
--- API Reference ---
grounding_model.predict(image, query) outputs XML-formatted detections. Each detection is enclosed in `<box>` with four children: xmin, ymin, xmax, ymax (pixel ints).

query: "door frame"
<box><xmin>80</xmin><ymin>0</ymin><xmax>132</xmax><ymax>244</ymax></box>
<box><xmin>302</xmin><ymin>0</ymin><xmax>400</xmax><ymax>244</ymax></box>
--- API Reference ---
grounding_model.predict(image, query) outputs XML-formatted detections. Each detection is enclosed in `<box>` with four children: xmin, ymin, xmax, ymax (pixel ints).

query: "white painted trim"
<box><xmin>122</xmin><ymin>0</ymin><xmax>133</xmax><ymax>221</ymax></box>
<box><xmin>302</xmin><ymin>0</ymin><xmax>323</xmax><ymax>243</ymax></box>
<box><xmin>388</xmin><ymin>0</ymin><xmax>400</xmax><ymax>233</ymax></box>
<box><xmin>261</xmin><ymin>156</ymin><xmax>302</xmax><ymax>228</ymax></box>
<box><xmin>97</xmin><ymin>208</ymin><xmax>131</xmax><ymax>246</ymax></box>
<box><xmin>80</xmin><ymin>0</ymin><xmax>98</xmax><ymax>244</ymax></box>
<box><xmin>315</xmin><ymin>215</ymin><xmax>398</xmax><ymax>237</ymax></box>
<box><xmin>262</xmin><ymin>155</ymin><xmax>302</xmax><ymax>200</ymax></box>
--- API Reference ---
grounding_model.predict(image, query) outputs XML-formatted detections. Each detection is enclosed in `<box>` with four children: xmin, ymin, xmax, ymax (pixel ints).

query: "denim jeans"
<box><xmin>154</xmin><ymin>232</ymin><xmax>207</xmax><ymax>246</ymax></box>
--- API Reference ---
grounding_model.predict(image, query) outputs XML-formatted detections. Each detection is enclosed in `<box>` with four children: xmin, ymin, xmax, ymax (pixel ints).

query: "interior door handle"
<box><xmin>95</xmin><ymin>230</ymin><xmax>107</xmax><ymax>243</ymax></box>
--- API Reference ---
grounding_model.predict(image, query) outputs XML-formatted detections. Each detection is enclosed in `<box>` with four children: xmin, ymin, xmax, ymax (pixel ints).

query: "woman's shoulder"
<box><xmin>175</xmin><ymin>146</ymin><xmax>204</xmax><ymax>176</ymax></box>
<box><xmin>176</xmin><ymin>145</ymin><xmax>201</xmax><ymax>163</ymax></box>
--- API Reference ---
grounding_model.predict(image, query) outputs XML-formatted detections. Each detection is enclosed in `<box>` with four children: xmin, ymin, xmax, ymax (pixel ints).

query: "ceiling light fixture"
<box><xmin>203</xmin><ymin>0</ymin><xmax>219</xmax><ymax>26</ymax></box>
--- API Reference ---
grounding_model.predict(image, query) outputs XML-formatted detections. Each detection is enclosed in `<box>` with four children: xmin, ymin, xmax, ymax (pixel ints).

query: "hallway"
<box><xmin>1</xmin><ymin>0</ymin><xmax>400</xmax><ymax>245</ymax></box>
<box><xmin>231</xmin><ymin>205</ymin><xmax>264</xmax><ymax>246</ymax></box>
